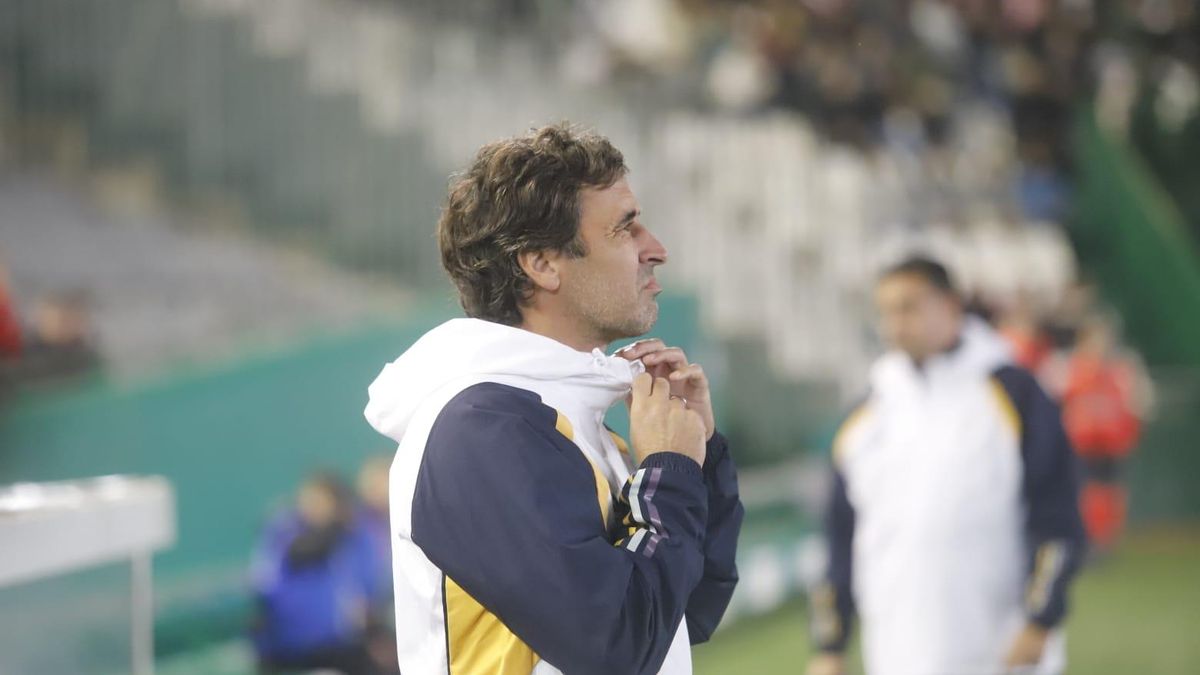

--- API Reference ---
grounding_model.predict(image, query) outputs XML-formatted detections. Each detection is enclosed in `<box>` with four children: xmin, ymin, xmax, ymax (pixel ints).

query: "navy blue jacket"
<box><xmin>411</xmin><ymin>383</ymin><xmax>743</xmax><ymax>674</ymax></box>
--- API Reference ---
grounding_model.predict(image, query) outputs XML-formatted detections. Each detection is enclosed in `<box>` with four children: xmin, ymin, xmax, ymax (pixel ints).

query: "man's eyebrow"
<box><xmin>615</xmin><ymin>208</ymin><xmax>640</xmax><ymax>228</ymax></box>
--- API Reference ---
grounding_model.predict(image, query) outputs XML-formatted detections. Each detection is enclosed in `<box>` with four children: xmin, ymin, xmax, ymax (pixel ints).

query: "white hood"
<box><xmin>364</xmin><ymin>318</ymin><xmax>644</xmax><ymax>444</ymax></box>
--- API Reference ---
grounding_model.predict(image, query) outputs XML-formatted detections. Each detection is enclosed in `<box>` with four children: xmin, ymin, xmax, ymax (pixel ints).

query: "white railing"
<box><xmin>0</xmin><ymin>476</ymin><xmax>177</xmax><ymax>675</ymax></box>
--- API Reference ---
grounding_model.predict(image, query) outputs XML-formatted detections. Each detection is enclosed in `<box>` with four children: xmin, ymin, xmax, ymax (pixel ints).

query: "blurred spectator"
<box><xmin>998</xmin><ymin>292</ymin><xmax>1054</xmax><ymax>374</ymax></box>
<box><xmin>0</xmin><ymin>263</ymin><xmax>21</xmax><ymax>361</ymax></box>
<box><xmin>356</xmin><ymin>456</ymin><xmax>392</xmax><ymax>600</ymax></box>
<box><xmin>1014</xmin><ymin>138</ymin><xmax>1073</xmax><ymax>222</ymax></box>
<box><xmin>1</xmin><ymin>289</ymin><xmax>100</xmax><ymax>390</ymax></box>
<box><xmin>1042</xmin><ymin>281</ymin><xmax>1097</xmax><ymax>350</ymax></box>
<box><xmin>250</xmin><ymin>471</ymin><xmax>396</xmax><ymax>675</ymax></box>
<box><xmin>1060</xmin><ymin>314</ymin><xmax>1152</xmax><ymax>553</ymax></box>
<box><xmin>355</xmin><ymin>455</ymin><xmax>398</xmax><ymax>673</ymax></box>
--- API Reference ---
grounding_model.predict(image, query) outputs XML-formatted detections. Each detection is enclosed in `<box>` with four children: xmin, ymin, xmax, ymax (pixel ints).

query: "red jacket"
<box><xmin>1061</xmin><ymin>354</ymin><xmax>1140</xmax><ymax>457</ymax></box>
<box><xmin>0</xmin><ymin>288</ymin><xmax>21</xmax><ymax>358</ymax></box>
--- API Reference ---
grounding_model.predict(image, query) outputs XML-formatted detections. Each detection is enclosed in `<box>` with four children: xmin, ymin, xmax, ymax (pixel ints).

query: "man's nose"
<box><xmin>641</xmin><ymin>229</ymin><xmax>668</xmax><ymax>266</ymax></box>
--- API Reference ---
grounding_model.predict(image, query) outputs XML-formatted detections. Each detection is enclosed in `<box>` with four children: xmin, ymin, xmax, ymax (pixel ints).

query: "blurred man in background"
<box><xmin>251</xmin><ymin>471</ymin><xmax>394</xmax><ymax>675</ymax></box>
<box><xmin>364</xmin><ymin>124</ymin><xmax>742</xmax><ymax>675</ymax></box>
<box><xmin>807</xmin><ymin>257</ymin><xmax>1086</xmax><ymax>675</ymax></box>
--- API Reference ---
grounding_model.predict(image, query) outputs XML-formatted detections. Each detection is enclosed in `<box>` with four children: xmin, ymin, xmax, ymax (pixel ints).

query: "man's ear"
<box><xmin>518</xmin><ymin>249</ymin><xmax>563</xmax><ymax>293</ymax></box>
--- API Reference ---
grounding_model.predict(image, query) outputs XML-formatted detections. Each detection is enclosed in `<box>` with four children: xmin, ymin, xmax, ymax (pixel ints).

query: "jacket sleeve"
<box><xmin>410</xmin><ymin>382</ymin><xmax>709</xmax><ymax>675</ymax></box>
<box><xmin>994</xmin><ymin>366</ymin><xmax>1088</xmax><ymax>629</ymax></box>
<box><xmin>681</xmin><ymin>431</ymin><xmax>744</xmax><ymax>644</ymax></box>
<box><xmin>811</xmin><ymin>464</ymin><xmax>856</xmax><ymax>653</ymax></box>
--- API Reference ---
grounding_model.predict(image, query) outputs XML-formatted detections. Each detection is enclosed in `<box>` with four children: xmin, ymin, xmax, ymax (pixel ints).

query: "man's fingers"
<box><xmin>631</xmin><ymin>372</ymin><xmax>653</xmax><ymax>401</ymax></box>
<box><xmin>642</xmin><ymin>347</ymin><xmax>688</xmax><ymax>370</ymax></box>
<box><xmin>667</xmin><ymin>363</ymin><xmax>706</xmax><ymax>383</ymax></box>
<box><xmin>633</xmin><ymin>374</ymin><xmax>670</xmax><ymax>404</ymax></box>
<box><xmin>641</xmin><ymin>346</ymin><xmax>684</xmax><ymax>361</ymax></box>
<box><xmin>617</xmin><ymin>339</ymin><xmax>666</xmax><ymax>360</ymax></box>
<box><xmin>652</xmin><ymin>377</ymin><xmax>671</xmax><ymax>401</ymax></box>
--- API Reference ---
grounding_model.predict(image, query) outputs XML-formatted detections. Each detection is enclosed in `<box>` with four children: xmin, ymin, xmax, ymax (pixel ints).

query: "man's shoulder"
<box><xmin>990</xmin><ymin>364</ymin><xmax>1046</xmax><ymax>407</ymax></box>
<box><xmin>991</xmin><ymin>363</ymin><xmax>1037</xmax><ymax>387</ymax></box>
<box><xmin>443</xmin><ymin>381</ymin><xmax>547</xmax><ymax>414</ymax></box>
<box><xmin>419</xmin><ymin>381</ymin><xmax>593</xmax><ymax>491</ymax></box>
<box><xmin>434</xmin><ymin>381</ymin><xmax>559</xmax><ymax>436</ymax></box>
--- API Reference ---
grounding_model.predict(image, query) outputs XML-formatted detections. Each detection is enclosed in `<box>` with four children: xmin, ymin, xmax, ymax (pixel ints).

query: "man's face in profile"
<box><xmin>558</xmin><ymin>177</ymin><xmax>668</xmax><ymax>344</ymax></box>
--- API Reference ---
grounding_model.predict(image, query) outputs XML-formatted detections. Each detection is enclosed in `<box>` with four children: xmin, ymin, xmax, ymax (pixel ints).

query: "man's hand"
<box><xmin>618</xmin><ymin>339</ymin><xmax>716</xmax><ymax>440</ymax></box>
<box><xmin>1004</xmin><ymin>623</ymin><xmax>1050</xmax><ymax>670</ymax></box>
<box><xmin>805</xmin><ymin>653</ymin><xmax>846</xmax><ymax>675</ymax></box>
<box><xmin>629</xmin><ymin>373</ymin><xmax>706</xmax><ymax>467</ymax></box>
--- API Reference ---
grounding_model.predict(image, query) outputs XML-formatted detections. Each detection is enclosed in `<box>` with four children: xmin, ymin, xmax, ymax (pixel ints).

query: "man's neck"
<box><xmin>518</xmin><ymin>312</ymin><xmax>608</xmax><ymax>354</ymax></box>
<box><xmin>908</xmin><ymin>324</ymin><xmax>965</xmax><ymax>368</ymax></box>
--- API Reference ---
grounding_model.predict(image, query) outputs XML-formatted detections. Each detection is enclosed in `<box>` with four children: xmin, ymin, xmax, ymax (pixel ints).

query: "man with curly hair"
<box><xmin>365</xmin><ymin>124</ymin><xmax>743</xmax><ymax>675</ymax></box>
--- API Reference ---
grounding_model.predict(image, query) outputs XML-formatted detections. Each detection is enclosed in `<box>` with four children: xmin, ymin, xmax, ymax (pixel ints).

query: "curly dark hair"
<box><xmin>437</xmin><ymin>123</ymin><xmax>628</xmax><ymax>325</ymax></box>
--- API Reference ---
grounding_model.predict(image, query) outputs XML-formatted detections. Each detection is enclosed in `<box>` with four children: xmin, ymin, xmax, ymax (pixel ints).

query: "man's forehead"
<box><xmin>581</xmin><ymin>177</ymin><xmax>639</xmax><ymax>218</ymax></box>
<box><xmin>876</xmin><ymin>274</ymin><xmax>940</xmax><ymax>301</ymax></box>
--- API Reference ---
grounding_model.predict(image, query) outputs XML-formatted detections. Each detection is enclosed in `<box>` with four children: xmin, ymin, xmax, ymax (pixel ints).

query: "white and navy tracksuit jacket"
<box><xmin>365</xmin><ymin>319</ymin><xmax>743</xmax><ymax>675</ymax></box>
<box><xmin>812</xmin><ymin>317</ymin><xmax>1086</xmax><ymax>675</ymax></box>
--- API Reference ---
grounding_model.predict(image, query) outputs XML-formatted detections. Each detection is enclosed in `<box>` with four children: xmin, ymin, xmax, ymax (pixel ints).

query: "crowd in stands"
<box><xmin>571</xmin><ymin>0</ymin><xmax>1198</xmax><ymax>230</ymax></box>
<box><xmin>1097</xmin><ymin>0</ymin><xmax>1200</xmax><ymax>237</ymax></box>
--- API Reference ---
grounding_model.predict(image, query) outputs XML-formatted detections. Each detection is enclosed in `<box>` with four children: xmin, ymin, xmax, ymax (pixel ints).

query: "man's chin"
<box><xmin>601</xmin><ymin>307</ymin><xmax>658</xmax><ymax>344</ymax></box>
<box><xmin>629</xmin><ymin>305</ymin><xmax>659</xmax><ymax>337</ymax></box>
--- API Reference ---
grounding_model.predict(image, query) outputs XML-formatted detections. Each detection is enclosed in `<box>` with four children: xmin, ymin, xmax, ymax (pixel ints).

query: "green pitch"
<box><xmin>695</xmin><ymin>527</ymin><xmax>1200</xmax><ymax>675</ymax></box>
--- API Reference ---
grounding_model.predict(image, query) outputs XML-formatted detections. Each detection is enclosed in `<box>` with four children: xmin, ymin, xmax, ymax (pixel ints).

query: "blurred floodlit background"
<box><xmin>0</xmin><ymin>0</ymin><xmax>1198</xmax><ymax>673</ymax></box>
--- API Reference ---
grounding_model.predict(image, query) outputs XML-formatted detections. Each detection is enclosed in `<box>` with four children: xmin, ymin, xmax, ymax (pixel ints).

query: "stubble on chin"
<box><xmin>632</xmin><ymin>298</ymin><xmax>659</xmax><ymax>335</ymax></box>
<box><xmin>582</xmin><ymin>296</ymin><xmax>655</xmax><ymax>346</ymax></box>
<box><xmin>608</xmin><ymin>297</ymin><xmax>658</xmax><ymax>343</ymax></box>
<box><xmin>569</xmin><ymin>268</ymin><xmax>660</xmax><ymax>344</ymax></box>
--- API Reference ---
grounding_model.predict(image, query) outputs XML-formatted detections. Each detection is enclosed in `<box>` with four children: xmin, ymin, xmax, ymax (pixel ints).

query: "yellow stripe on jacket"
<box><xmin>444</xmin><ymin>575</ymin><xmax>539</xmax><ymax>675</ymax></box>
<box><xmin>988</xmin><ymin>377</ymin><xmax>1023</xmax><ymax>440</ymax></box>
<box><xmin>557</xmin><ymin>411</ymin><xmax>613</xmax><ymax>525</ymax></box>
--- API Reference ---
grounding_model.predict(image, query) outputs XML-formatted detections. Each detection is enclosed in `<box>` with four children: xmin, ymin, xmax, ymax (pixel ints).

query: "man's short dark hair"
<box><xmin>880</xmin><ymin>256</ymin><xmax>958</xmax><ymax>295</ymax></box>
<box><xmin>437</xmin><ymin>123</ymin><xmax>628</xmax><ymax>325</ymax></box>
